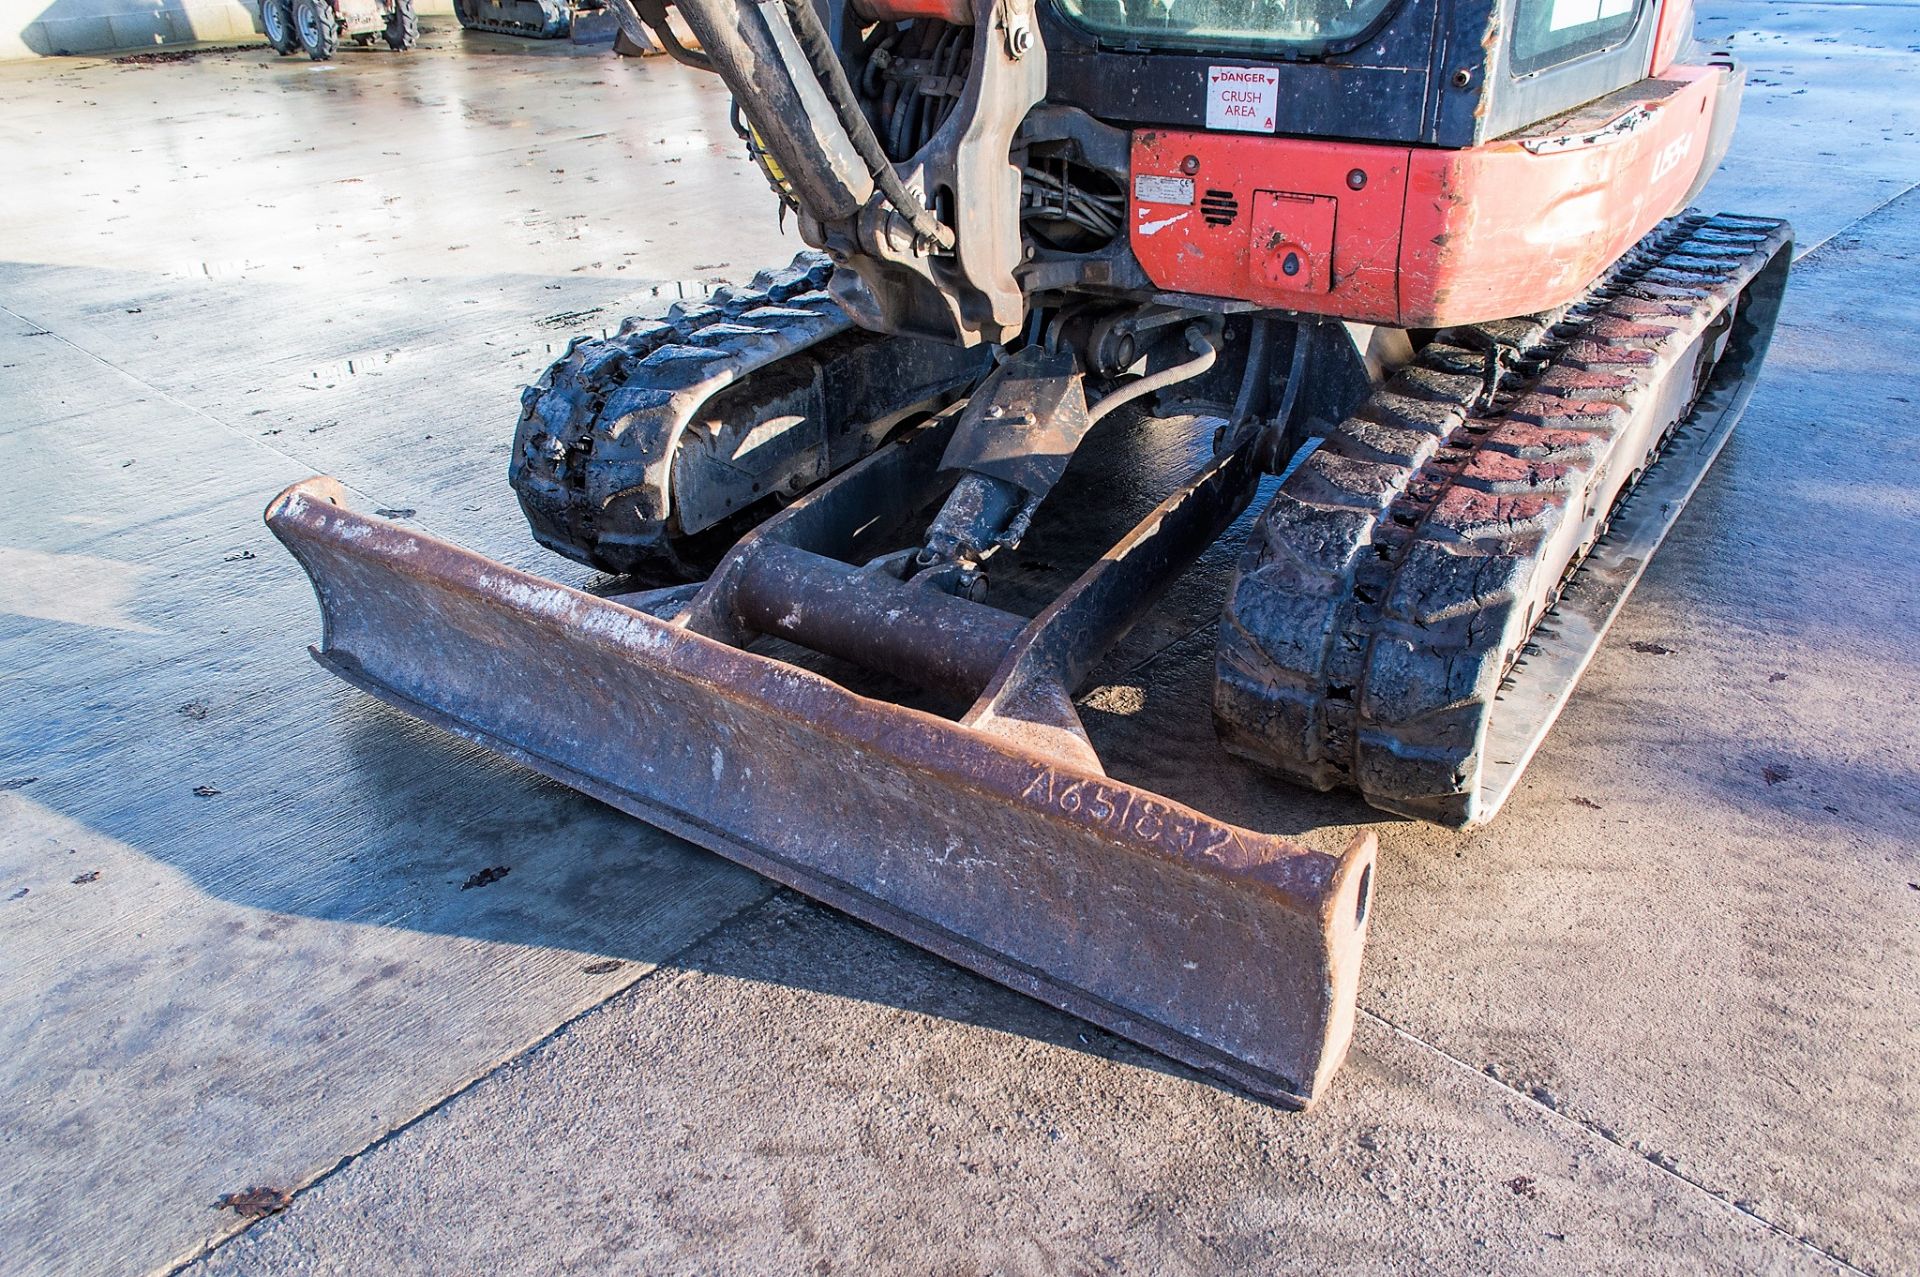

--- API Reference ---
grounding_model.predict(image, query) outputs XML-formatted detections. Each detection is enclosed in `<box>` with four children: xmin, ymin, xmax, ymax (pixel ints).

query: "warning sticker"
<box><xmin>1206</xmin><ymin>65</ymin><xmax>1278</xmax><ymax>134</ymax></box>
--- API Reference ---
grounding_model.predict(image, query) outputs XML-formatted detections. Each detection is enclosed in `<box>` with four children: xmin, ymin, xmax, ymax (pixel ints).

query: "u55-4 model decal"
<box><xmin>1650</xmin><ymin>132</ymin><xmax>1694</xmax><ymax>183</ymax></box>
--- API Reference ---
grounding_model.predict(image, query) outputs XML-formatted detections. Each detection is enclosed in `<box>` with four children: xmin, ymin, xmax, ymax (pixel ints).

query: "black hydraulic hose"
<box><xmin>611</xmin><ymin>0</ymin><xmax>712</xmax><ymax>71</ymax></box>
<box><xmin>777</xmin><ymin>0</ymin><xmax>956</xmax><ymax>252</ymax></box>
<box><xmin>644</xmin><ymin>17</ymin><xmax>712</xmax><ymax>71</ymax></box>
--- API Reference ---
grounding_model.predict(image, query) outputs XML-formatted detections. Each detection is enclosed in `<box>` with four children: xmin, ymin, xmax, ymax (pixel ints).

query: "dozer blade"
<box><xmin>267</xmin><ymin>478</ymin><xmax>1376</xmax><ymax>1108</ymax></box>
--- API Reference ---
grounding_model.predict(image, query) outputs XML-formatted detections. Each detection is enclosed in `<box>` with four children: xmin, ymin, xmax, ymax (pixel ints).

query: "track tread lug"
<box><xmin>1358</xmin><ymin>391</ymin><xmax>1468</xmax><ymax>437</ymax></box>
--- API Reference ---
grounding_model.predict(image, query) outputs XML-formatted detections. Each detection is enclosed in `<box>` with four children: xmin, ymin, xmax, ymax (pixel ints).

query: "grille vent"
<box><xmin>1201</xmin><ymin>189</ymin><xmax>1239</xmax><ymax>227</ymax></box>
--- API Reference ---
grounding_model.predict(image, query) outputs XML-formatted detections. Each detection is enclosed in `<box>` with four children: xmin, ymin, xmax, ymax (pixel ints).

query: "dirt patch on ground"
<box><xmin>113</xmin><ymin>44</ymin><xmax>264</xmax><ymax>65</ymax></box>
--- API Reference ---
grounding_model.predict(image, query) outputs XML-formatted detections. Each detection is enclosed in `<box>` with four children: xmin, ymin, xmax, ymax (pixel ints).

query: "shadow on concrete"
<box><xmin>15</xmin><ymin>0</ymin><xmax>263</xmax><ymax>57</ymax></box>
<box><xmin>314</xmin><ymin>702</ymin><xmax>1332</xmax><ymax>1102</ymax></box>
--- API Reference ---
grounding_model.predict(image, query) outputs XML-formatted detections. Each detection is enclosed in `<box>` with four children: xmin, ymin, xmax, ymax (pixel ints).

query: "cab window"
<box><xmin>1510</xmin><ymin>0</ymin><xmax>1644</xmax><ymax>74</ymax></box>
<box><xmin>1052</xmin><ymin>0</ymin><xmax>1402</xmax><ymax>55</ymax></box>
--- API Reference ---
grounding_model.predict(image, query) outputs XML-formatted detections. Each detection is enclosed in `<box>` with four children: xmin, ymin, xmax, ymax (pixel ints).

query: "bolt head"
<box><xmin>1346</xmin><ymin>168</ymin><xmax>1367</xmax><ymax>190</ymax></box>
<box><xmin>1180</xmin><ymin>154</ymin><xmax>1200</xmax><ymax>176</ymax></box>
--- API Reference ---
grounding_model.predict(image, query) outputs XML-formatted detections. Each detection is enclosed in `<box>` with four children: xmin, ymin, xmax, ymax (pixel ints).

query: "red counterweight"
<box><xmin>1130</xmin><ymin>64</ymin><xmax>1730</xmax><ymax>328</ymax></box>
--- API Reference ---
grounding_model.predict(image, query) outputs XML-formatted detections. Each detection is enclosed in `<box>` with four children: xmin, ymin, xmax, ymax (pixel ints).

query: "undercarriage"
<box><xmin>501</xmin><ymin>212</ymin><xmax>1790</xmax><ymax>826</ymax></box>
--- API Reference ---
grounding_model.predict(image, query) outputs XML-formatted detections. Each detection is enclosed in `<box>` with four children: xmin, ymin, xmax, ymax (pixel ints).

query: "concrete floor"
<box><xmin>1</xmin><ymin>9</ymin><xmax>1915</xmax><ymax>1275</ymax></box>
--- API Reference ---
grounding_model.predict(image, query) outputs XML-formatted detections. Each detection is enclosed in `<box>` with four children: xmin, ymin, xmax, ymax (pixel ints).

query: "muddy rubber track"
<box><xmin>513</xmin><ymin>253</ymin><xmax>846</xmax><ymax>575</ymax></box>
<box><xmin>513</xmin><ymin>252</ymin><xmax>987</xmax><ymax>578</ymax></box>
<box><xmin>1215</xmin><ymin>212</ymin><xmax>1792</xmax><ymax>826</ymax></box>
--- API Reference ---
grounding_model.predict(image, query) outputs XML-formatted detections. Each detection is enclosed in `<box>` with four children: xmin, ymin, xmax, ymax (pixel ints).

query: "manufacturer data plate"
<box><xmin>1133</xmin><ymin>174</ymin><xmax>1195</xmax><ymax>206</ymax></box>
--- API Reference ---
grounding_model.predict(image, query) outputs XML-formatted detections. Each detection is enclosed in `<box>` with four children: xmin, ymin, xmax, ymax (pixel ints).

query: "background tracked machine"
<box><xmin>269</xmin><ymin>0</ymin><xmax>1790</xmax><ymax>1105</ymax></box>
<box><xmin>447</xmin><ymin>0</ymin><xmax>687</xmax><ymax>46</ymax></box>
<box><xmin>449</xmin><ymin>0</ymin><xmax>572</xmax><ymax>37</ymax></box>
<box><xmin>450</xmin><ymin>0</ymin><xmax>608</xmax><ymax>41</ymax></box>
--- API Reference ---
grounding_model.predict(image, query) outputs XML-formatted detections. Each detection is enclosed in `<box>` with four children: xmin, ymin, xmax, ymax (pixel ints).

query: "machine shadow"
<box><xmin>654</xmin><ymin>886</ymin><xmax>1246</xmax><ymax>1096</ymax></box>
<box><xmin>315</xmin><ymin>704</ymin><xmax>1279</xmax><ymax>1103</ymax></box>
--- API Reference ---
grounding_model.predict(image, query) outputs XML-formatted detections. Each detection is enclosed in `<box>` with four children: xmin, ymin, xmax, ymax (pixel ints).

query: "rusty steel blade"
<box><xmin>266</xmin><ymin>478</ymin><xmax>1376</xmax><ymax>1107</ymax></box>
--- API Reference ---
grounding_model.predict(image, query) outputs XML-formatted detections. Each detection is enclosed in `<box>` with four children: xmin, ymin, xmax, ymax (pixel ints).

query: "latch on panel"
<box><xmin>1250</xmin><ymin>191</ymin><xmax>1338</xmax><ymax>294</ymax></box>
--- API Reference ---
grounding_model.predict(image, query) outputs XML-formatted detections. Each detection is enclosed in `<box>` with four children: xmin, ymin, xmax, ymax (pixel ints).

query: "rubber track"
<box><xmin>511</xmin><ymin>252</ymin><xmax>851</xmax><ymax>573</ymax></box>
<box><xmin>458</xmin><ymin>17</ymin><xmax>562</xmax><ymax>35</ymax></box>
<box><xmin>453</xmin><ymin>0</ymin><xmax>569</xmax><ymax>37</ymax></box>
<box><xmin>1215</xmin><ymin>212</ymin><xmax>1791</xmax><ymax>826</ymax></box>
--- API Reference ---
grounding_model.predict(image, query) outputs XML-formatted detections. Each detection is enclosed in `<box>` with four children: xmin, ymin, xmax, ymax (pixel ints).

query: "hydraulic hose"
<box><xmin>612</xmin><ymin>0</ymin><xmax>712</xmax><ymax>70</ymax></box>
<box><xmin>670</xmin><ymin>0</ymin><xmax>873</xmax><ymax>220</ymax></box>
<box><xmin>1085</xmin><ymin>325</ymin><xmax>1220</xmax><ymax>428</ymax></box>
<box><xmin>776</xmin><ymin>0</ymin><xmax>956</xmax><ymax>252</ymax></box>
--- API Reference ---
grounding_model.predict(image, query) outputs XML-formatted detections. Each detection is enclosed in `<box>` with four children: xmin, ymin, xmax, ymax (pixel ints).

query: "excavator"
<box><xmin>268</xmin><ymin>0</ymin><xmax>1790</xmax><ymax>1106</ymax></box>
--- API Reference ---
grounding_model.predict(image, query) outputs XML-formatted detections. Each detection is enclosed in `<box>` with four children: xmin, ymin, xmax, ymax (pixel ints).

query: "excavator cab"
<box><xmin>269</xmin><ymin>0</ymin><xmax>1789</xmax><ymax>1104</ymax></box>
